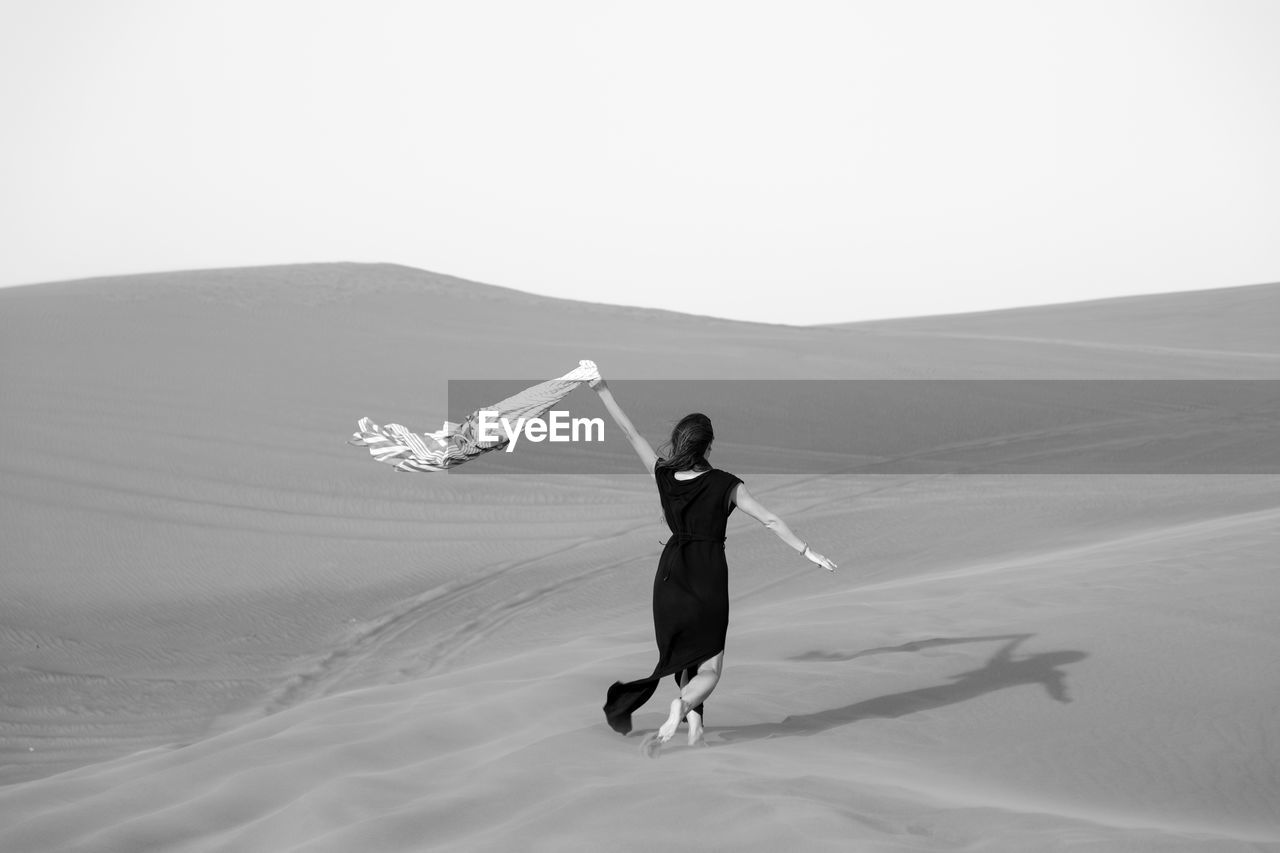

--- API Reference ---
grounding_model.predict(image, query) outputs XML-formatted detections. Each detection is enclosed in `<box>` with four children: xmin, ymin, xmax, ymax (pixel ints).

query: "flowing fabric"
<box><xmin>603</xmin><ymin>462</ymin><xmax>743</xmax><ymax>734</ymax></box>
<box><xmin>349</xmin><ymin>360</ymin><xmax>599</xmax><ymax>473</ymax></box>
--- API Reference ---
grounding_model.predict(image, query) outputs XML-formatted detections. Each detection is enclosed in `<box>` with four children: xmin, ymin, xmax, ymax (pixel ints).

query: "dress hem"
<box><xmin>603</xmin><ymin>647</ymin><xmax>723</xmax><ymax>735</ymax></box>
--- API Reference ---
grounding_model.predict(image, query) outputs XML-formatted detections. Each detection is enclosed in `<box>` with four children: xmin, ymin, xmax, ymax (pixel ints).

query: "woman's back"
<box><xmin>654</xmin><ymin>465</ymin><xmax>742</xmax><ymax>540</ymax></box>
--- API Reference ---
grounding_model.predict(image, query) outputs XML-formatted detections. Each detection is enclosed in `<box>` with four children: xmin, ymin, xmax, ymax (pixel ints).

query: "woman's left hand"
<box><xmin>804</xmin><ymin>546</ymin><xmax>837</xmax><ymax>572</ymax></box>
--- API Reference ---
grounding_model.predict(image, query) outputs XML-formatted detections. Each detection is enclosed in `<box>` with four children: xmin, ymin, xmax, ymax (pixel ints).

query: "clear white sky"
<box><xmin>2</xmin><ymin>1</ymin><xmax>1278</xmax><ymax>324</ymax></box>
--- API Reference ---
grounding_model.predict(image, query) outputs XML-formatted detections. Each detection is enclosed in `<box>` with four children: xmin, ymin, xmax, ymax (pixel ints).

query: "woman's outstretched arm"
<box><xmin>731</xmin><ymin>482</ymin><xmax>838</xmax><ymax>572</ymax></box>
<box><xmin>590</xmin><ymin>376</ymin><xmax>658</xmax><ymax>474</ymax></box>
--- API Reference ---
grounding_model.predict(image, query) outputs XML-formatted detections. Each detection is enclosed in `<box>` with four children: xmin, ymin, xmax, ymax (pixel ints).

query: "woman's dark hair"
<box><xmin>655</xmin><ymin>413</ymin><xmax>714</xmax><ymax>472</ymax></box>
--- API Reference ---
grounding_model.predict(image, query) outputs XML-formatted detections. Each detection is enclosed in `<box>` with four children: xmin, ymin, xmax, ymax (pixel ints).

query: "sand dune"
<box><xmin>2</xmin><ymin>264</ymin><xmax>1278</xmax><ymax>851</ymax></box>
<box><xmin>828</xmin><ymin>279</ymin><xmax>1280</xmax><ymax>365</ymax></box>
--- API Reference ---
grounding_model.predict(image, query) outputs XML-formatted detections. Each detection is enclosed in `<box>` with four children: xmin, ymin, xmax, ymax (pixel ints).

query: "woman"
<box><xmin>592</xmin><ymin>373</ymin><xmax>837</xmax><ymax>747</ymax></box>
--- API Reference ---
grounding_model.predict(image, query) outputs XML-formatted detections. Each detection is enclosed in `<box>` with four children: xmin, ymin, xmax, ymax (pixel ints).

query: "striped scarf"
<box><xmin>349</xmin><ymin>360</ymin><xmax>599</xmax><ymax>472</ymax></box>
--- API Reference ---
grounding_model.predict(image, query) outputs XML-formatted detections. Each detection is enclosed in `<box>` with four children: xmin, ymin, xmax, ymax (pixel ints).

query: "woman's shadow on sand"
<box><xmin>713</xmin><ymin>633</ymin><xmax>1086</xmax><ymax>745</ymax></box>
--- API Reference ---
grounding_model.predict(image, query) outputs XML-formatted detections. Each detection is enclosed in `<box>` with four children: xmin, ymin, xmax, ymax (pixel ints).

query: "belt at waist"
<box><xmin>660</xmin><ymin>532</ymin><xmax>725</xmax><ymax>580</ymax></box>
<box><xmin>662</xmin><ymin>532</ymin><xmax>725</xmax><ymax>544</ymax></box>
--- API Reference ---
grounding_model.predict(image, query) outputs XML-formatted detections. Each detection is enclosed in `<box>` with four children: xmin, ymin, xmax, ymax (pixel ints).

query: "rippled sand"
<box><xmin>2</xmin><ymin>264</ymin><xmax>1278</xmax><ymax>851</ymax></box>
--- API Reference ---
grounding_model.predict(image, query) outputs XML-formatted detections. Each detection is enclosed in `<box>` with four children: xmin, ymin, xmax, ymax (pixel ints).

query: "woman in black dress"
<box><xmin>591</xmin><ymin>374</ymin><xmax>837</xmax><ymax>747</ymax></box>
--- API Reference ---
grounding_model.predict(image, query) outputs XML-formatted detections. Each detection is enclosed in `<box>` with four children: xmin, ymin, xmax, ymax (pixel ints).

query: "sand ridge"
<box><xmin>1</xmin><ymin>264</ymin><xmax>1278</xmax><ymax>850</ymax></box>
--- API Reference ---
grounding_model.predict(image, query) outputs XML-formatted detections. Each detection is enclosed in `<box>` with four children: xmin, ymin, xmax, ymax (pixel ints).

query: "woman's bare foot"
<box><xmin>657</xmin><ymin>698</ymin><xmax>686</xmax><ymax>743</ymax></box>
<box><xmin>685</xmin><ymin>708</ymin><xmax>704</xmax><ymax>746</ymax></box>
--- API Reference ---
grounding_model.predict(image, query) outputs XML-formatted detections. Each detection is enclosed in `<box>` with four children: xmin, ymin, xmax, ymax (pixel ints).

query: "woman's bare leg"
<box><xmin>657</xmin><ymin>652</ymin><xmax>723</xmax><ymax>744</ymax></box>
<box><xmin>676</xmin><ymin>668</ymin><xmax>704</xmax><ymax>745</ymax></box>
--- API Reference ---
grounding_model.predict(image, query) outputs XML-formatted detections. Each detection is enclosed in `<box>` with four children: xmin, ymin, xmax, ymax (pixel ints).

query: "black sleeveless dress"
<box><xmin>603</xmin><ymin>462</ymin><xmax>743</xmax><ymax>734</ymax></box>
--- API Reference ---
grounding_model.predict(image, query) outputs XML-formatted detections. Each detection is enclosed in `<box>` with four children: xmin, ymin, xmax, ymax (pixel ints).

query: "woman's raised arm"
<box><xmin>590</xmin><ymin>376</ymin><xmax>658</xmax><ymax>474</ymax></box>
<box><xmin>731</xmin><ymin>482</ymin><xmax>837</xmax><ymax>572</ymax></box>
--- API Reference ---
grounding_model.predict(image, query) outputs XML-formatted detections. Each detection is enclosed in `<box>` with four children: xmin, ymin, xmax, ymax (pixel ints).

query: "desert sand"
<box><xmin>1</xmin><ymin>264</ymin><xmax>1278</xmax><ymax>851</ymax></box>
